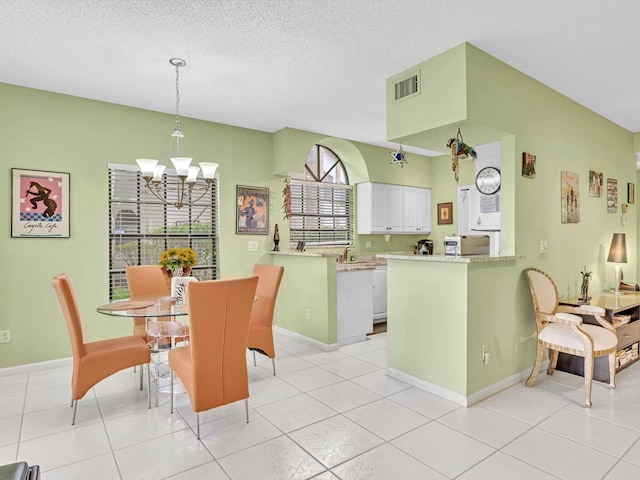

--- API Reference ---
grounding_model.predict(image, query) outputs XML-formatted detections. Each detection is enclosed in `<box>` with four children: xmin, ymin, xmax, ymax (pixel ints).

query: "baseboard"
<box><xmin>274</xmin><ymin>325</ymin><xmax>339</xmax><ymax>352</ymax></box>
<box><xmin>387</xmin><ymin>363</ymin><xmax>545</xmax><ymax>407</ymax></box>
<box><xmin>0</xmin><ymin>357</ymin><xmax>72</xmax><ymax>377</ymax></box>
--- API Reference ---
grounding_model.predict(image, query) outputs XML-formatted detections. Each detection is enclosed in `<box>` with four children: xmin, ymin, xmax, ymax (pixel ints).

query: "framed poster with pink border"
<box><xmin>11</xmin><ymin>168</ymin><xmax>70</xmax><ymax>238</ymax></box>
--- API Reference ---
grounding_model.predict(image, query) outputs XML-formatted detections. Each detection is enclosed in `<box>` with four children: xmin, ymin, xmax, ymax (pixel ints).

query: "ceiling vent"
<box><xmin>394</xmin><ymin>71</ymin><xmax>420</xmax><ymax>101</ymax></box>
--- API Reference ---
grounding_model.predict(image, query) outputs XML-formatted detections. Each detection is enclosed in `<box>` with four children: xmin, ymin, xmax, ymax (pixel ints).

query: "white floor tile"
<box><xmin>567</xmin><ymin>393</ymin><xmax>640</xmax><ymax>432</ymax></box>
<box><xmin>280</xmin><ymin>367</ymin><xmax>344</xmax><ymax>392</ymax></box>
<box><xmin>0</xmin><ymin>394</ymin><xmax>25</xmax><ymax>420</ymax></box>
<box><xmin>256</xmin><ymin>394</ymin><xmax>337</xmax><ymax>433</ymax></box>
<box><xmin>343</xmin><ymin>398</ymin><xmax>429</xmax><ymax>441</ymax></box>
<box><xmin>387</xmin><ymin>387</ymin><xmax>459</xmax><ymax>419</ymax></box>
<box><xmin>288</xmin><ymin>415</ymin><xmax>384</xmax><ymax>468</ymax></box>
<box><xmin>438</xmin><ymin>405</ymin><xmax>531</xmax><ymax>448</ymax></box>
<box><xmin>23</xmin><ymin>384</ymin><xmax>76</xmax><ymax>414</ymax></box>
<box><xmin>502</xmin><ymin>427</ymin><xmax>617</xmax><ymax>480</ymax></box>
<box><xmin>604</xmin><ymin>460</ymin><xmax>640</xmax><ymax>479</ymax></box>
<box><xmin>0</xmin><ymin>416</ymin><xmax>21</xmax><ymax>448</ymax></box>
<box><xmin>42</xmin><ymin>452</ymin><xmax>121</xmax><ymax>480</ymax></box>
<box><xmin>308</xmin><ymin>381</ymin><xmax>381</xmax><ymax>413</ymax></box>
<box><xmin>263</xmin><ymin>355</ymin><xmax>314</xmax><ymax>375</ymax></box>
<box><xmin>20</xmin><ymin>402</ymin><xmax>102</xmax><ymax>441</ymax></box>
<box><xmin>338</xmin><ymin>338</ymin><xmax>384</xmax><ymax>357</ymax></box>
<box><xmin>105</xmin><ymin>406</ymin><xmax>190</xmax><ymax>449</ymax></box>
<box><xmin>311</xmin><ymin>472</ymin><xmax>339</xmax><ymax>480</ymax></box>
<box><xmin>457</xmin><ymin>451</ymin><xmax>558</xmax><ymax>479</ymax></box>
<box><xmin>354</xmin><ymin>349</ymin><xmax>387</xmax><ymax>368</ymax></box>
<box><xmin>0</xmin><ymin>374</ymin><xmax>27</xmax><ymax>398</ymax></box>
<box><xmin>392</xmin><ymin>422</ymin><xmax>495</xmax><ymax>478</ymax></box>
<box><xmin>479</xmin><ymin>387</ymin><xmax>563</xmax><ymax>425</ymax></box>
<box><xmin>248</xmin><ymin>376</ymin><xmax>302</xmax><ymax>408</ymax></box>
<box><xmin>199</xmin><ymin>413</ymin><xmax>282</xmax><ymax>458</ymax></box>
<box><xmin>166</xmin><ymin>460</ymin><xmax>230</xmax><ymax>479</ymax></box>
<box><xmin>321</xmin><ymin>357</ymin><xmax>380</xmax><ymax>379</ymax></box>
<box><xmin>331</xmin><ymin>443</ymin><xmax>447</xmax><ymax>480</ymax></box>
<box><xmin>622</xmin><ymin>438</ymin><xmax>640</xmax><ymax>466</ymax></box>
<box><xmin>0</xmin><ymin>444</ymin><xmax>18</xmax><ymax>466</ymax></box>
<box><xmin>218</xmin><ymin>436</ymin><xmax>325</xmax><ymax>480</ymax></box>
<box><xmin>27</xmin><ymin>367</ymin><xmax>72</xmax><ymax>393</ymax></box>
<box><xmin>350</xmin><ymin>369</ymin><xmax>410</xmax><ymax>397</ymax></box>
<box><xmin>277</xmin><ymin>339</ymin><xmax>320</xmax><ymax>355</ymax></box>
<box><xmin>298</xmin><ymin>350</ymin><xmax>350</xmax><ymax>366</ymax></box>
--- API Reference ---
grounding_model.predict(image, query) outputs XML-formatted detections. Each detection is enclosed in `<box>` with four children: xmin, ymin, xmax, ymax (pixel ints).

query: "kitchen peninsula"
<box><xmin>378</xmin><ymin>252</ymin><xmax>529</xmax><ymax>406</ymax></box>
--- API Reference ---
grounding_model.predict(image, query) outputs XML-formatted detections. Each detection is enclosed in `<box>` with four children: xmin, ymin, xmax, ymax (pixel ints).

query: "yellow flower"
<box><xmin>159</xmin><ymin>247</ymin><xmax>197</xmax><ymax>269</ymax></box>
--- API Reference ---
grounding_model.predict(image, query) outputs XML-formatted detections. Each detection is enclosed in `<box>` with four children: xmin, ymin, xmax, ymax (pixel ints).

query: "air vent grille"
<box><xmin>394</xmin><ymin>74</ymin><xmax>419</xmax><ymax>100</ymax></box>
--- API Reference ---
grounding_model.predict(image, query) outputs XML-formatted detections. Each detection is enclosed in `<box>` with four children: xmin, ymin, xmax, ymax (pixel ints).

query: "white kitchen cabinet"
<box><xmin>357</xmin><ymin>182</ymin><xmax>431</xmax><ymax>234</ymax></box>
<box><xmin>403</xmin><ymin>187</ymin><xmax>431</xmax><ymax>233</ymax></box>
<box><xmin>372</xmin><ymin>266</ymin><xmax>387</xmax><ymax>323</ymax></box>
<box><xmin>337</xmin><ymin>270</ymin><xmax>374</xmax><ymax>345</ymax></box>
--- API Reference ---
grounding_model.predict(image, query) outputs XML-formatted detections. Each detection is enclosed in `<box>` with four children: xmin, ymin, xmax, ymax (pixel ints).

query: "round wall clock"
<box><xmin>475</xmin><ymin>167</ymin><xmax>501</xmax><ymax>195</ymax></box>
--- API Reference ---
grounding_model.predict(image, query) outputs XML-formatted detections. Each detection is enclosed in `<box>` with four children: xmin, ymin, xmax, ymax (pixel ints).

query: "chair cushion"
<box><xmin>539</xmin><ymin>323</ymin><xmax>617</xmax><ymax>352</ymax></box>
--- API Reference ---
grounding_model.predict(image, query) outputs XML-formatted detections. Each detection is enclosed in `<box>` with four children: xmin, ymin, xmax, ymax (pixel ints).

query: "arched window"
<box><xmin>289</xmin><ymin>145</ymin><xmax>353</xmax><ymax>246</ymax></box>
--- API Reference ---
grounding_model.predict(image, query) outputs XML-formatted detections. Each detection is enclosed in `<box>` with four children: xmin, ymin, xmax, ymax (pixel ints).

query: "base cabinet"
<box><xmin>372</xmin><ymin>266</ymin><xmax>387</xmax><ymax>323</ymax></box>
<box><xmin>337</xmin><ymin>270</ymin><xmax>373</xmax><ymax>346</ymax></box>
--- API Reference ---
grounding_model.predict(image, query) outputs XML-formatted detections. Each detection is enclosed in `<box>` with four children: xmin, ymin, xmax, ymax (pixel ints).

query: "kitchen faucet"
<box><xmin>342</xmin><ymin>247</ymin><xmax>350</xmax><ymax>263</ymax></box>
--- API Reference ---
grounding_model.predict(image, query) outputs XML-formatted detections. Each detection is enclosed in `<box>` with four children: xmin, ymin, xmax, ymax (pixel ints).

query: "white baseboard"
<box><xmin>274</xmin><ymin>326</ymin><xmax>339</xmax><ymax>352</ymax></box>
<box><xmin>0</xmin><ymin>357</ymin><xmax>72</xmax><ymax>377</ymax></box>
<box><xmin>387</xmin><ymin>363</ymin><xmax>545</xmax><ymax>407</ymax></box>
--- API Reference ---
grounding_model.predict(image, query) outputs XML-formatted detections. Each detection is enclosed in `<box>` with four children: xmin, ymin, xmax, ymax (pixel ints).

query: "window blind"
<box><xmin>289</xmin><ymin>180</ymin><xmax>353</xmax><ymax>246</ymax></box>
<box><xmin>108</xmin><ymin>164</ymin><xmax>219</xmax><ymax>300</ymax></box>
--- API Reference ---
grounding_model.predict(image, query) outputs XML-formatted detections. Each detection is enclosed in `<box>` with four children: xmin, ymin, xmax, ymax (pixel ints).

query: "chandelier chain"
<box><xmin>175</xmin><ymin>61</ymin><xmax>180</xmax><ymax>123</ymax></box>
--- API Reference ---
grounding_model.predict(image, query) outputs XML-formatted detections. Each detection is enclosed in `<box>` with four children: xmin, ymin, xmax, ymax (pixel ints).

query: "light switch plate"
<box><xmin>540</xmin><ymin>240</ymin><xmax>548</xmax><ymax>254</ymax></box>
<box><xmin>248</xmin><ymin>241</ymin><xmax>258</xmax><ymax>251</ymax></box>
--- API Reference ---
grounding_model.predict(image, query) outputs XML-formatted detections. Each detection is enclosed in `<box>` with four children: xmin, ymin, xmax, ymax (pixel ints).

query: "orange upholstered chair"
<box><xmin>125</xmin><ymin>265</ymin><xmax>171</xmax><ymax>340</ymax></box>
<box><xmin>52</xmin><ymin>274</ymin><xmax>151</xmax><ymax>424</ymax></box>
<box><xmin>247</xmin><ymin>264</ymin><xmax>284</xmax><ymax>375</ymax></box>
<box><xmin>169</xmin><ymin>276</ymin><xmax>258</xmax><ymax>439</ymax></box>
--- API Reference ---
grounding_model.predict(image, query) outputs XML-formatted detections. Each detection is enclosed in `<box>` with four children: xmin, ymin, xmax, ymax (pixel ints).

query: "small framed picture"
<box><xmin>522</xmin><ymin>152</ymin><xmax>536</xmax><ymax>179</ymax></box>
<box><xmin>11</xmin><ymin>168</ymin><xmax>70</xmax><ymax>238</ymax></box>
<box><xmin>236</xmin><ymin>185</ymin><xmax>269</xmax><ymax>234</ymax></box>
<box><xmin>589</xmin><ymin>170</ymin><xmax>603</xmax><ymax>197</ymax></box>
<box><xmin>437</xmin><ymin>202</ymin><xmax>453</xmax><ymax>225</ymax></box>
<box><xmin>628</xmin><ymin>183</ymin><xmax>635</xmax><ymax>204</ymax></box>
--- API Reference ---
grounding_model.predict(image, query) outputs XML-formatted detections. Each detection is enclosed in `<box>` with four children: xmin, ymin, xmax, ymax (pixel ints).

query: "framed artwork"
<box><xmin>236</xmin><ymin>185</ymin><xmax>269</xmax><ymax>235</ymax></box>
<box><xmin>522</xmin><ymin>152</ymin><xmax>536</xmax><ymax>179</ymax></box>
<box><xmin>588</xmin><ymin>170</ymin><xmax>603</xmax><ymax>197</ymax></box>
<box><xmin>628</xmin><ymin>183</ymin><xmax>635</xmax><ymax>204</ymax></box>
<box><xmin>11</xmin><ymin>168</ymin><xmax>70</xmax><ymax>238</ymax></box>
<box><xmin>607</xmin><ymin>178</ymin><xmax>618</xmax><ymax>213</ymax></box>
<box><xmin>561</xmin><ymin>171</ymin><xmax>580</xmax><ymax>223</ymax></box>
<box><xmin>437</xmin><ymin>202</ymin><xmax>453</xmax><ymax>225</ymax></box>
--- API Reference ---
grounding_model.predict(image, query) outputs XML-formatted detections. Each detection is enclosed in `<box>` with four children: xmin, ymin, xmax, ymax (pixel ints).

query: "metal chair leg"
<box><xmin>196</xmin><ymin>412</ymin><xmax>200</xmax><ymax>439</ymax></box>
<box><xmin>272</xmin><ymin>358</ymin><xmax>276</xmax><ymax>376</ymax></box>
<box><xmin>139</xmin><ymin>363</ymin><xmax>143</xmax><ymax>390</ymax></box>
<box><xmin>147</xmin><ymin>363</ymin><xmax>151</xmax><ymax>409</ymax></box>
<box><xmin>253</xmin><ymin>350</ymin><xmax>256</xmax><ymax>366</ymax></box>
<box><xmin>170</xmin><ymin>368</ymin><xmax>174</xmax><ymax>414</ymax></box>
<box><xmin>245</xmin><ymin>398</ymin><xmax>249</xmax><ymax>423</ymax></box>
<box><xmin>71</xmin><ymin>400</ymin><xmax>78</xmax><ymax>425</ymax></box>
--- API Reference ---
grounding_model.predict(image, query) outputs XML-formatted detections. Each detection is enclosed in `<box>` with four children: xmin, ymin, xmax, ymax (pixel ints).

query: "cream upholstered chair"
<box><xmin>247</xmin><ymin>264</ymin><xmax>284</xmax><ymax>375</ymax></box>
<box><xmin>169</xmin><ymin>276</ymin><xmax>258</xmax><ymax>439</ymax></box>
<box><xmin>524</xmin><ymin>268</ymin><xmax>617</xmax><ymax>407</ymax></box>
<box><xmin>52</xmin><ymin>274</ymin><xmax>151</xmax><ymax>424</ymax></box>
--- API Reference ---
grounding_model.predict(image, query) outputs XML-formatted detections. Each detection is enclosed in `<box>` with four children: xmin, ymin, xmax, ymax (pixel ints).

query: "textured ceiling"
<box><xmin>2</xmin><ymin>0</ymin><xmax>639</xmax><ymax>156</ymax></box>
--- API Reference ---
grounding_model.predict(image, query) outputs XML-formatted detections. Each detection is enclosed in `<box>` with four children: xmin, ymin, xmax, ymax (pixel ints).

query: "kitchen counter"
<box><xmin>377</xmin><ymin>253</ymin><xmax>523</xmax><ymax>263</ymax></box>
<box><xmin>271</xmin><ymin>250</ymin><xmax>386</xmax><ymax>271</ymax></box>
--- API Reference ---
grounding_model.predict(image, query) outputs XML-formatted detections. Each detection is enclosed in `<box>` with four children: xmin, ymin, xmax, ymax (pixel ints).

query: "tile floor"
<box><xmin>2</xmin><ymin>331</ymin><xmax>640</xmax><ymax>479</ymax></box>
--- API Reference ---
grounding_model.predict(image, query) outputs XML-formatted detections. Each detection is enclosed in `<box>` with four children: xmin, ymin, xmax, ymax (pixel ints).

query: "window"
<box><xmin>108</xmin><ymin>164</ymin><xmax>219</xmax><ymax>300</ymax></box>
<box><xmin>289</xmin><ymin>145</ymin><xmax>353</xmax><ymax>247</ymax></box>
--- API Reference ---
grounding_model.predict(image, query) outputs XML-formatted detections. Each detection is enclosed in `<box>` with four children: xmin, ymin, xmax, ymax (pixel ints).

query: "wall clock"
<box><xmin>475</xmin><ymin>167</ymin><xmax>501</xmax><ymax>195</ymax></box>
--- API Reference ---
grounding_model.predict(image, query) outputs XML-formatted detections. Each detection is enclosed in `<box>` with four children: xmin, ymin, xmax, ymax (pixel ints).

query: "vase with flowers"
<box><xmin>159</xmin><ymin>247</ymin><xmax>197</xmax><ymax>280</ymax></box>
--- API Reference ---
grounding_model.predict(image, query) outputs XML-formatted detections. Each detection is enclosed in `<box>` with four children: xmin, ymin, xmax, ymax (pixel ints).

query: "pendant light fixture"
<box><xmin>136</xmin><ymin>58</ymin><xmax>218</xmax><ymax>208</ymax></box>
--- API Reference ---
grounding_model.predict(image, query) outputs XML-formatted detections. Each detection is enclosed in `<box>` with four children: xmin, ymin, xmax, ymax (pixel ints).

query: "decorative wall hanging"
<box><xmin>282</xmin><ymin>177</ymin><xmax>292</xmax><ymax>220</ymax></box>
<box><xmin>522</xmin><ymin>152</ymin><xmax>536</xmax><ymax>179</ymax></box>
<box><xmin>236</xmin><ymin>185</ymin><xmax>269</xmax><ymax>234</ymax></box>
<box><xmin>607</xmin><ymin>178</ymin><xmax>618</xmax><ymax>213</ymax></box>
<box><xmin>389</xmin><ymin>145</ymin><xmax>407</xmax><ymax>168</ymax></box>
<box><xmin>561</xmin><ymin>171</ymin><xmax>580</xmax><ymax>223</ymax></box>
<box><xmin>628</xmin><ymin>183</ymin><xmax>635</xmax><ymax>204</ymax></box>
<box><xmin>437</xmin><ymin>202</ymin><xmax>453</xmax><ymax>225</ymax></box>
<box><xmin>11</xmin><ymin>168</ymin><xmax>70</xmax><ymax>238</ymax></box>
<box><xmin>588</xmin><ymin>170</ymin><xmax>603</xmax><ymax>197</ymax></box>
<box><xmin>446</xmin><ymin>128</ymin><xmax>477</xmax><ymax>183</ymax></box>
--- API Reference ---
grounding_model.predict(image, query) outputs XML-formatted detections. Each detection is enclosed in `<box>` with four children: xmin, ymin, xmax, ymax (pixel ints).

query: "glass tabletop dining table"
<box><xmin>96</xmin><ymin>298</ymin><xmax>189</xmax><ymax>318</ymax></box>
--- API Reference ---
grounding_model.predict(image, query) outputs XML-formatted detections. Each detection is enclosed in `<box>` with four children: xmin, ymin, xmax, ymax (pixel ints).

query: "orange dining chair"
<box><xmin>247</xmin><ymin>264</ymin><xmax>284</xmax><ymax>375</ymax></box>
<box><xmin>52</xmin><ymin>274</ymin><xmax>151</xmax><ymax>424</ymax></box>
<box><xmin>125</xmin><ymin>265</ymin><xmax>171</xmax><ymax>341</ymax></box>
<box><xmin>169</xmin><ymin>276</ymin><xmax>258</xmax><ymax>439</ymax></box>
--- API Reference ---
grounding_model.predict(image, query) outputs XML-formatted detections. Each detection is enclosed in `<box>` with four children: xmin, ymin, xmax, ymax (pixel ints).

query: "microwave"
<box><xmin>444</xmin><ymin>235</ymin><xmax>490</xmax><ymax>256</ymax></box>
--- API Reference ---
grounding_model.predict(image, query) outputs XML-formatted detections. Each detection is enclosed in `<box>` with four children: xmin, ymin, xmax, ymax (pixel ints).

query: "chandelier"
<box><xmin>136</xmin><ymin>58</ymin><xmax>218</xmax><ymax>209</ymax></box>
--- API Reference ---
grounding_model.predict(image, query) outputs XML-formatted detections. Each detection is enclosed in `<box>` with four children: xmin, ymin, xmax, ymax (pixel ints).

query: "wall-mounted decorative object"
<box><xmin>446</xmin><ymin>128</ymin><xmax>477</xmax><ymax>183</ymax></box>
<box><xmin>437</xmin><ymin>202</ymin><xmax>453</xmax><ymax>225</ymax></box>
<box><xmin>522</xmin><ymin>152</ymin><xmax>536</xmax><ymax>179</ymax></box>
<box><xmin>607</xmin><ymin>178</ymin><xmax>618</xmax><ymax>213</ymax></box>
<box><xmin>628</xmin><ymin>183</ymin><xmax>635</xmax><ymax>204</ymax></box>
<box><xmin>236</xmin><ymin>185</ymin><xmax>269</xmax><ymax>235</ymax></box>
<box><xmin>561</xmin><ymin>171</ymin><xmax>580</xmax><ymax>223</ymax></box>
<box><xmin>588</xmin><ymin>170</ymin><xmax>603</xmax><ymax>197</ymax></box>
<box><xmin>11</xmin><ymin>168</ymin><xmax>70</xmax><ymax>238</ymax></box>
<box><xmin>389</xmin><ymin>145</ymin><xmax>407</xmax><ymax>168</ymax></box>
<box><xmin>282</xmin><ymin>177</ymin><xmax>291</xmax><ymax>220</ymax></box>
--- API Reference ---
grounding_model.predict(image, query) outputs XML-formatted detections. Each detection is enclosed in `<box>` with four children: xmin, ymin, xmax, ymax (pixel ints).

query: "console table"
<box><xmin>559</xmin><ymin>292</ymin><xmax>640</xmax><ymax>381</ymax></box>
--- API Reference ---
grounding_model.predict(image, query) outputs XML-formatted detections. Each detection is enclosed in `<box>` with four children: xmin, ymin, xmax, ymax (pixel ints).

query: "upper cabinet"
<box><xmin>357</xmin><ymin>182</ymin><xmax>431</xmax><ymax>235</ymax></box>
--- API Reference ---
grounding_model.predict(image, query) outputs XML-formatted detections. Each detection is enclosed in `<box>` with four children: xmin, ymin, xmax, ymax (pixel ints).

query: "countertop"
<box><xmin>270</xmin><ymin>250</ymin><xmax>386</xmax><ymax>271</ymax></box>
<box><xmin>376</xmin><ymin>253</ymin><xmax>523</xmax><ymax>263</ymax></box>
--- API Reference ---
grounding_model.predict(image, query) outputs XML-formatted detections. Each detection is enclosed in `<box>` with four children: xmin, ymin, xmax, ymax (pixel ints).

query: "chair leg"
<box><xmin>196</xmin><ymin>412</ymin><xmax>200</xmax><ymax>439</ymax></box>
<box><xmin>139</xmin><ymin>363</ymin><xmax>143</xmax><ymax>391</ymax></box>
<box><xmin>271</xmin><ymin>358</ymin><xmax>276</xmax><ymax>376</ymax></box>
<box><xmin>71</xmin><ymin>400</ymin><xmax>78</xmax><ymax>425</ymax></box>
<box><xmin>70</xmin><ymin>395</ymin><xmax>74</xmax><ymax>407</ymax></box>
<box><xmin>170</xmin><ymin>368</ymin><xmax>174</xmax><ymax>414</ymax></box>
<box><xmin>253</xmin><ymin>350</ymin><xmax>256</xmax><ymax>366</ymax></box>
<box><xmin>584</xmin><ymin>353</ymin><xmax>594</xmax><ymax>407</ymax></box>
<box><xmin>526</xmin><ymin>343</ymin><xmax>544</xmax><ymax>387</ymax></box>
<box><xmin>147</xmin><ymin>363</ymin><xmax>151</xmax><ymax>409</ymax></box>
<box><xmin>608</xmin><ymin>353</ymin><xmax>616</xmax><ymax>389</ymax></box>
<box><xmin>547</xmin><ymin>349</ymin><xmax>559</xmax><ymax>375</ymax></box>
<box><xmin>245</xmin><ymin>398</ymin><xmax>249</xmax><ymax>423</ymax></box>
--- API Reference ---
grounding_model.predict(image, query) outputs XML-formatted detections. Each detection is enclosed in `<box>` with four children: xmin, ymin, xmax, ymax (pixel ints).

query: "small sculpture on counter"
<box><xmin>273</xmin><ymin>224</ymin><xmax>280</xmax><ymax>251</ymax></box>
<box><xmin>579</xmin><ymin>266</ymin><xmax>592</xmax><ymax>304</ymax></box>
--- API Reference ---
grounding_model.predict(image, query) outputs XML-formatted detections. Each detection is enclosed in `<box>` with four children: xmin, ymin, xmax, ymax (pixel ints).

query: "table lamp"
<box><xmin>607</xmin><ymin>233</ymin><xmax>627</xmax><ymax>294</ymax></box>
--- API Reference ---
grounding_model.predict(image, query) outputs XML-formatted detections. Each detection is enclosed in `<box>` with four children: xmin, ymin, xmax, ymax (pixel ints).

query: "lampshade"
<box><xmin>607</xmin><ymin>233</ymin><xmax>627</xmax><ymax>263</ymax></box>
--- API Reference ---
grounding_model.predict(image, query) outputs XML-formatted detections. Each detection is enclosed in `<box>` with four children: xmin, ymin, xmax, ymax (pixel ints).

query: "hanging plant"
<box><xmin>282</xmin><ymin>177</ymin><xmax>292</xmax><ymax>220</ymax></box>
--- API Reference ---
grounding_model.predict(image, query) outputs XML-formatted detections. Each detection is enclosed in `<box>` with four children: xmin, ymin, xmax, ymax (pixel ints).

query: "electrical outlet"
<box><xmin>365</xmin><ymin>241</ymin><xmax>372</xmax><ymax>249</ymax></box>
<box><xmin>540</xmin><ymin>240</ymin><xmax>548</xmax><ymax>254</ymax></box>
<box><xmin>482</xmin><ymin>344</ymin><xmax>490</xmax><ymax>365</ymax></box>
<box><xmin>305</xmin><ymin>308</ymin><xmax>311</xmax><ymax>321</ymax></box>
<box><xmin>248</xmin><ymin>241</ymin><xmax>258</xmax><ymax>252</ymax></box>
<box><xmin>0</xmin><ymin>330</ymin><xmax>10</xmax><ymax>344</ymax></box>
